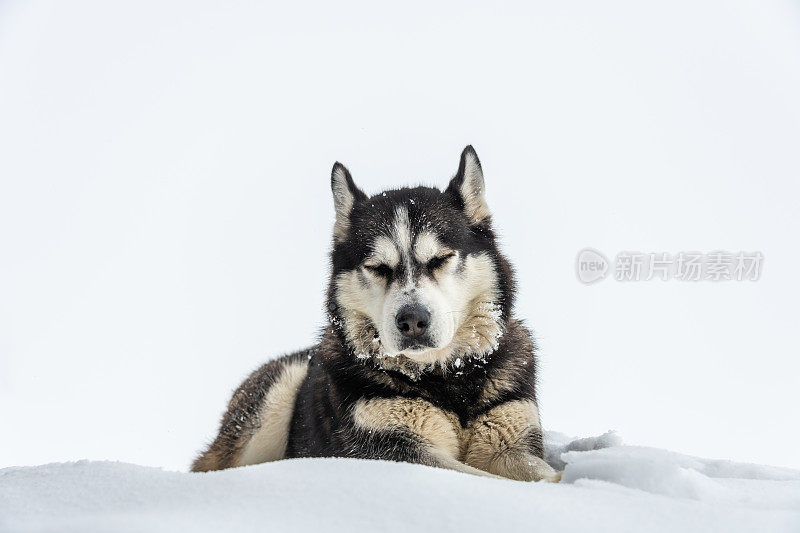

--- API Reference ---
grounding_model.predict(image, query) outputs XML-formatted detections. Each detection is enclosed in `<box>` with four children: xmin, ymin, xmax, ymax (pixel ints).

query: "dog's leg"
<box><xmin>464</xmin><ymin>400</ymin><xmax>561</xmax><ymax>482</ymax></box>
<box><xmin>191</xmin><ymin>356</ymin><xmax>309</xmax><ymax>472</ymax></box>
<box><xmin>350</xmin><ymin>396</ymin><xmax>501</xmax><ymax>479</ymax></box>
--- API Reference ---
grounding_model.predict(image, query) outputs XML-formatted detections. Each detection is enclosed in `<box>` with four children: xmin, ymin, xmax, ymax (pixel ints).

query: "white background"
<box><xmin>1</xmin><ymin>0</ymin><xmax>798</xmax><ymax>471</ymax></box>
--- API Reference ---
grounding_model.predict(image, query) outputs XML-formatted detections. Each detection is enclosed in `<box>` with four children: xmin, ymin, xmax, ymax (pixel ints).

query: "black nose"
<box><xmin>395</xmin><ymin>305</ymin><xmax>431</xmax><ymax>338</ymax></box>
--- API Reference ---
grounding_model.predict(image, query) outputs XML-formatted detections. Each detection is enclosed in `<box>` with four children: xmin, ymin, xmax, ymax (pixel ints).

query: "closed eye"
<box><xmin>364</xmin><ymin>263</ymin><xmax>393</xmax><ymax>278</ymax></box>
<box><xmin>427</xmin><ymin>252</ymin><xmax>455</xmax><ymax>271</ymax></box>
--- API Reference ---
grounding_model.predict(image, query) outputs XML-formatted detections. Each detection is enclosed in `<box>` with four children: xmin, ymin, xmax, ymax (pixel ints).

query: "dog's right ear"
<box><xmin>446</xmin><ymin>146</ymin><xmax>491</xmax><ymax>226</ymax></box>
<box><xmin>331</xmin><ymin>162</ymin><xmax>367</xmax><ymax>242</ymax></box>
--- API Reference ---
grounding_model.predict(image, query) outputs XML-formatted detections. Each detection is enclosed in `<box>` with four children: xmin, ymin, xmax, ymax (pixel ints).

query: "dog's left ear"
<box><xmin>331</xmin><ymin>162</ymin><xmax>367</xmax><ymax>242</ymax></box>
<box><xmin>446</xmin><ymin>145</ymin><xmax>490</xmax><ymax>225</ymax></box>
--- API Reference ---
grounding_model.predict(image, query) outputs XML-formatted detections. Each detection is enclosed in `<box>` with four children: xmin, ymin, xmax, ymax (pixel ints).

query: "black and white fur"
<box><xmin>192</xmin><ymin>146</ymin><xmax>559</xmax><ymax>482</ymax></box>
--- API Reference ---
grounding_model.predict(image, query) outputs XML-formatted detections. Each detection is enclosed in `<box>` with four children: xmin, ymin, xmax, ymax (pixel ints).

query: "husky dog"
<box><xmin>192</xmin><ymin>146</ymin><xmax>559</xmax><ymax>482</ymax></box>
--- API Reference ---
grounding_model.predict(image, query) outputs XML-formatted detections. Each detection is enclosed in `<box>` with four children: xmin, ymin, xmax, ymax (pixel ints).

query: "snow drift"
<box><xmin>1</xmin><ymin>432</ymin><xmax>798</xmax><ymax>533</ymax></box>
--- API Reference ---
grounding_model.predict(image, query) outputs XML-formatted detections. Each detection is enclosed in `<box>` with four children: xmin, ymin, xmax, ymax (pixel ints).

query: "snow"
<box><xmin>2</xmin><ymin>433</ymin><xmax>798</xmax><ymax>533</ymax></box>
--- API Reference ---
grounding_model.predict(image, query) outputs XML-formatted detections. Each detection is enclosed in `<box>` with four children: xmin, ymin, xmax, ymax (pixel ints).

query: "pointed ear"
<box><xmin>446</xmin><ymin>145</ymin><xmax>490</xmax><ymax>225</ymax></box>
<box><xmin>331</xmin><ymin>162</ymin><xmax>367</xmax><ymax>242</ymax></box>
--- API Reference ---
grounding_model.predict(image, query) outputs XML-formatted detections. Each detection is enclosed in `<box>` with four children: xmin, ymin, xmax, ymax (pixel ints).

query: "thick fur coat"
<box><xmin>192</xmin><ymin>147</ymin><xmax>559</xmax><ymax>482</ymax></box>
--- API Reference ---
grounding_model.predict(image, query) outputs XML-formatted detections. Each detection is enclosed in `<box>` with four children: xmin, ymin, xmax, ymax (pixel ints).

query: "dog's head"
<box><xmin>327</xmin><ymin>146</ymin><xmax>514</xmax><ymax>367</ymax></box>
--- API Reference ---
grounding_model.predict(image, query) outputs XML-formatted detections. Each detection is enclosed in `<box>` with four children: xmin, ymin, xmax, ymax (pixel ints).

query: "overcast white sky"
<box><xmin>1</xmin><ymin>0</ymin><xmax>799</xmax><ymax>471</ymax></box>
